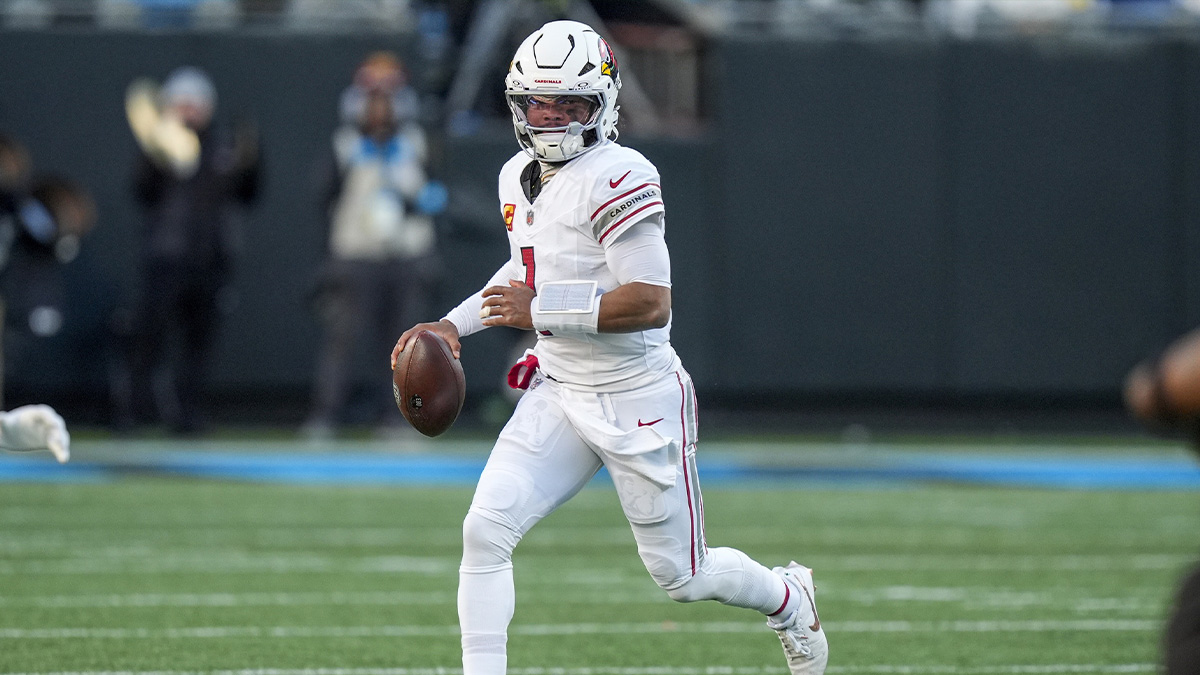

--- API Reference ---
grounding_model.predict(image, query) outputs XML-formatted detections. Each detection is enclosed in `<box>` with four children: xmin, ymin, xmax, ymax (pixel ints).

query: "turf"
<box><xmin>0</xmin><ymin>472</ymin><xmax>1197</xmax><ymax>674</ymax></box>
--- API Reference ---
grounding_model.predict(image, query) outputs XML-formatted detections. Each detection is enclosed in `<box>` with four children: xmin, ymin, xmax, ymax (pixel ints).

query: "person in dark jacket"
<box><xmin>118</xmin><ymin>66</ymin><xmax>260</xmax><ymax>435</ymax></box>
<box><xmin>0</xmin><ymin>133</ymin><xmax>96</xmax><ymax>410</ymax></box>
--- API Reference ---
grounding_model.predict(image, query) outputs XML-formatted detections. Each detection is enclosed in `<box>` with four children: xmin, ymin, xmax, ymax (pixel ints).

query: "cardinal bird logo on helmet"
<box><xmin>599</xmin><ymin>38</ymin><xmax>618</xmax><ymax>79</ymax></box>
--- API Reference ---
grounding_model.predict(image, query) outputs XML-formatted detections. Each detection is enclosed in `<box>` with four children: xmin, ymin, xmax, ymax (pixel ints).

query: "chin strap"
<box><xmin>524</xmin><ymin>121</ymin><xmax>588</xmax><ymax>161</ymax></box>
<box><xmin>559</xmin><ymin>121</ymin><xmax>585</xmax><ymax>157</ymax></box>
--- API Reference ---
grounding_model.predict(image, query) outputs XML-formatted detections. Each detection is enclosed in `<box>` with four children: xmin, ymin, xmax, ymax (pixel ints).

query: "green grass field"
<box><xmin>1</xmin><ymin>465</ymin><xmax>1198</xmax><ymax>674</ymax></box>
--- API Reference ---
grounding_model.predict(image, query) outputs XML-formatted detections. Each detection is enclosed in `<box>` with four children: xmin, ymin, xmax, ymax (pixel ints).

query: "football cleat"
<box><xmin>766</xmin><ymin>562</ymin><xmax>828</xmax><ymax>675</ymax></box>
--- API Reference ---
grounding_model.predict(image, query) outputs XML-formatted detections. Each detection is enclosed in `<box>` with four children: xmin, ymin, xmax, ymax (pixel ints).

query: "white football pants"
<box><xmin>458</xmin><ymin>368</ymin><xmax>791</xmax><ymax>675</ymax></box>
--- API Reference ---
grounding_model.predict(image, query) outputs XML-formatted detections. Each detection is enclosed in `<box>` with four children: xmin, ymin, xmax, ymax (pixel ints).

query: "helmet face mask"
<box><xmin>505</xmin><ymin>21</ymin><xmax>621</xmax><ymax>162</ymax></box>
<box><xmin>506</xmin><ymin>92</ymin><xmax>605</xmax><ymax>161</ymax></box>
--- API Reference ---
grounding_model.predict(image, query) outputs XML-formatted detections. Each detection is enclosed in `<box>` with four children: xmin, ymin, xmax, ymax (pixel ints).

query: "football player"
<box><xmin>0</xmin><ymin>405</ymin><xmax>69</xmax><ymax>463</ymax></box>
<box><xmin>392</xmin><ymin>21</ymin><xmax>827</xmax><ymax>675</ymax></box>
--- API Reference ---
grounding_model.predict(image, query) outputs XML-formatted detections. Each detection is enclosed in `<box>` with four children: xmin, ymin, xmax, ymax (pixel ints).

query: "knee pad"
<box><xmin>638</xmin><ymin>547</ymin><xmax>715</xmax><ymax>604</ymax></box>
<box><xmin>461</xmin><ymin>510</ymin><xmax>522</xmax><ymax>568</ymax></box>
<box><xmin>635</xmin><ymin>532</ymin><xmax>692</xmax><ymax>592</ymax></box>
<box><xmin>664</xmin><ymin>571</ymin><xmax>719</xmax><ymax>603</ymax></box>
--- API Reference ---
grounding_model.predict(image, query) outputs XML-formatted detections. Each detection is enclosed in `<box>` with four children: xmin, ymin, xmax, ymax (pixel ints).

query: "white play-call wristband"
<box><xmin>531</xmin><ymin>280</ymin><xmax>602</xmax><ymax>334</ymax></box>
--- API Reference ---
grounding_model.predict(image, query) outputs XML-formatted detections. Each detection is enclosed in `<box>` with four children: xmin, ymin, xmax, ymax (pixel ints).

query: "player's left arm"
<box><xmin>482</xmin><ymin>215</ymin><xmax>671</xmax><ymax>333</ymax></box>
<box><xmin>589</xmin><ymin>160</ymin><xmax>670</xmax><ymax>333</ymax></box>
<box><xmin>594</xmin><ymin>215</ymin><xmax>671</xmax><ymax>333</ymax></box>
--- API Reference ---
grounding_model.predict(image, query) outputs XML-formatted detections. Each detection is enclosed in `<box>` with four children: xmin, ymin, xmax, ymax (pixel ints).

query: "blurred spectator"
<box><xmin>304</xmin><ymin>51</ymin><xmax>447</xmax><ymax>439</ymax></box>
<box><xmin>191</xmin><ymin>0</ymin><xmax>241</xmax><ymax>29</ymax></box>
<box><xmin>0</xmin><ymin>133</ymin><xmax>30</xmax><ymax>194</ymax></box>
<box><xmin>96</xmin><ymin>0</ymin><xmax>144</xmax><ymax>28</ymax></box>
<box><xmin>927</xmin><ymin>0</ymin><xmax>1098</xmax><ymax>36</ymax></box>
<box><xmin>1</xmin><ymin>0</ymin><xmax>52</xmax><ymax>29</ymax></box>
<box><xmin>0</xmin><ymin>134</ymin><xmax>97</xmax><ymax>409</ymax></box>
<box><xmin>94</xmin><ymin>0</ymin><xmax>240</xmax><ymax>30</ymax></box>
<box><xmin>1106</xmin><ymin>0</ymin><xmax>1176</xmax><ymax>24</ymax></box>
<box><xmin>114</xmin><ymin>66</ymin><xmax>261</xmax><ymax>435</ymax></box>
<box><xmin>133</xmin><ymin>0</ymin><xmax>200</xmax><ymax>28</ymax></box>
<box><xmin>284</xmin><ymin>0</ymin><xmax>412</xmax><ymax>31</ymax></box>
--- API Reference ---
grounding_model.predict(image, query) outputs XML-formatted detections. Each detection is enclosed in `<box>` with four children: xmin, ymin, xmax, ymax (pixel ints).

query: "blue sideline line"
<box><xmin>2</xmin><ymin>445</ymin><xmax>1200</xmax><ymax>489</ymax></box>
<box><xmin>710</xmin><ymin>455</ymin><xmax>1200</xmax><ymax>490</ymax></box>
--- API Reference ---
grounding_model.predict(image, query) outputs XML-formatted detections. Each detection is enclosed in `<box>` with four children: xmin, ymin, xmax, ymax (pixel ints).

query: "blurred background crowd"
<box><xmin>3</xmin><ymin>0</ymin><xmax>1200</xmax><ymax>439</ymax></box>
<box><xmin>7</xmin><ymin>0</ymin><xmax>1200</xmax><ymax>33</ymax></box>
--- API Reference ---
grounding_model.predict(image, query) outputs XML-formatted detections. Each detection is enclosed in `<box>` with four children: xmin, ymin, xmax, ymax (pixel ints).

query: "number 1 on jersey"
<box><xmin>520</xmin><ymin>246</ymin><xmax>536</xmax><ymax>291</ymax></box>
<box><xmin>522</xmin><ymin>246</ymin><xmax>552</xmax><ymax>336</ymax></box>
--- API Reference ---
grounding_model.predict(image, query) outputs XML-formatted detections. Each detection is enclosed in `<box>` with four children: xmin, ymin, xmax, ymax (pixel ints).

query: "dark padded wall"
<box><xmin>3</xmin><ymin>29</ymin><xmax>1198</xmax><ymax>418</ymax></box>
<box><xmin>947</xmin><ymin>39</ymin><xmax>1181</xmax><ymax>393</ymax></box>
<box><xmin>713</xmin><ymin>38</ymin><xmax>948</xmax><ymax>393</ymax></box>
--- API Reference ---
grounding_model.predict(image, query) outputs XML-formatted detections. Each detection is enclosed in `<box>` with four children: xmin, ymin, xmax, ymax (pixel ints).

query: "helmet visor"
<box><xmin>506</xmin><ymin>92</ymin><xmax>603</xmax><ymax>132</ymax></box>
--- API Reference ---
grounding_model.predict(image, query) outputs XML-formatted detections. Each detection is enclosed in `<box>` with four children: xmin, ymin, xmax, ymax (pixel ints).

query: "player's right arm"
<box><xmin>391</xmin><ymin>260</ymin><xmax>521</xmax><ymax>366</ymax></box>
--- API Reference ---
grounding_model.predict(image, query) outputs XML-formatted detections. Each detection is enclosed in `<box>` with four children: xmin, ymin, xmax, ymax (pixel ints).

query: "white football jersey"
<box><xmin>497</xmin><ymin>142</ymin><xmax>680</xmax><ymax>392</ymax></box>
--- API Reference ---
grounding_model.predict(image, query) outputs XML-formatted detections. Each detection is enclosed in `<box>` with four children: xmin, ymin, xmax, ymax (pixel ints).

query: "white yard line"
<box><xmin>0</xmin><ymin>590</ymin><xmax>672</xmax><ymax>608</ymax></box>
<box><xmin>814</xmin><ymin>553</ymin><xmax>1192</xmax><ymax>571</ymax></box>
<box><xmin>0</xmin><ymin>552</ymin><xmax>1189</xmax><ymax>576</ymax></box>
<box><xmin>0</xmin><ymin>664</ymin><xmax>1159</xmax><ymax>675</ymax></box>
<box><xmin>0</xmin><ymin>588</ymin><xmax>1160</xmax><ymax>612</ymax></box>
<box><xmin>0</xmin><ymin>619</ymin><xmax>1161</xmax><ymax>640</ymax></box>
<box><xmin>0</xmin><ymin>555</ymin><xmax>453</xmax><ymax>575</ymax></box>
<box><xmin>0</xmin><ymin>592</ymin><xmax>452</xmax><ymax>608</ymax></box>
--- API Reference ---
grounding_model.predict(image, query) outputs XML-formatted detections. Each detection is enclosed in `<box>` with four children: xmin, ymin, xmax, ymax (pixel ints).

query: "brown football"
<box><xmin>392</xmin><ymin>330</ymin><xmax>466</xmax><ymax>437</ymax></box>
<box><xmin>1125</xmin><ymin>327</ymin><xmax>1200</xmax><ymax>426</ymax></box>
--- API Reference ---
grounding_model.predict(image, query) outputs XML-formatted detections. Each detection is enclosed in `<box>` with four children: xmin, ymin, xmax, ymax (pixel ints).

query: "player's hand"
<box><xmin>393</xmin><ymin>320</ymin><xmax>461</xmax><ymax>367</ymax></box>
<box><xmin>0</xmin><ymin>404</ymin><xmax>70</xmax><ymax>463</ymax></box>
<box><xmin>481</xmin><ymin>280</ymin><xmax>535</xmax><ymax>330</ymax></box>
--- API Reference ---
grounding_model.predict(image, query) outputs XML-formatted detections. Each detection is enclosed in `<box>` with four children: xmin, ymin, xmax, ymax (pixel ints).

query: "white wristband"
<box><xmin>531</xmin><ymin>281</ymin><xmax>602</xmax><ymax>334</ymax></box>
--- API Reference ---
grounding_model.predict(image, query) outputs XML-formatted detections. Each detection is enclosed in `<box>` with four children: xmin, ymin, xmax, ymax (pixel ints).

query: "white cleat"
<box><xmin>766</xmin><ymin>561</ymin><xmax>828</xmax><ymax>675</ymax></box>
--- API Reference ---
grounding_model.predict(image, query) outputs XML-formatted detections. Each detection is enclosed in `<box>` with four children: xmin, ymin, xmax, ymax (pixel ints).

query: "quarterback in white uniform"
<box><xmin>392</xmin><ymin>20</ymin><xmax>827</xmax><ymax>675</ymax></box>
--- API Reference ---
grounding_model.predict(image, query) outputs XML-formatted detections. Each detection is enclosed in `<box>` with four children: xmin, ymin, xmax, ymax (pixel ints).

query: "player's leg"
<box><xmin>604</xmin><ymin>369</ymin><xmax>827</xmax><ymax>674</ymax></box>
<box><xmin>128</xmin><ymin>261</ymin><xmax>180</xmax><ymax>426</ymax></box>
<box><xmin>175</xmin><ymin>270</ymin><xmax>222</xmax><ymax>434</ymax></box>
<box><xmin>459</xmin><ymin>380</ymin><xmax>602</xmax><ymax>675</ymax></box>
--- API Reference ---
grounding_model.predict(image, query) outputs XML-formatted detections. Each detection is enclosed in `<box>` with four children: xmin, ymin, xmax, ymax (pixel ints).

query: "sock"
<box><xmin>459</xmin><ymin>562</ymin><xmax>515</xmax><ymax>675</ymax></box>
<box><xmin>462</xmin><ymin>651</ymin><xmax>506</xmax><ymax>675</ymax></box>
<box><xmin>767</xmin><ymin>573</ymin><xmax>800</xmax><ymax>624</ymax></box>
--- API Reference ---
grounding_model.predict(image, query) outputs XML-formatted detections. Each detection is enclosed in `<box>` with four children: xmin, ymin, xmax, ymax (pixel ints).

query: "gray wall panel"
<box><xmin>948</xmin><ymin>40</ymin><xmax>1178</xmax><ymax>392</ymax></box>
<box><xmin>714</xmin><ymin>38</ymin><xmax>947</xmax><ymax>392</ymax></box>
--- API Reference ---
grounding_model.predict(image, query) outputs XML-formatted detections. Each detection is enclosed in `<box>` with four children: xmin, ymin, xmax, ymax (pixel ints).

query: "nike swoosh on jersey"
<box><xmin>637</xmin><ymin>417</ymin><xmax>663</xmax><ymax>427</ymax></box>
<box><xmin>609</xmin><ymin>170</ymin><xmax>632</xmax><ymax>188</ymax></box>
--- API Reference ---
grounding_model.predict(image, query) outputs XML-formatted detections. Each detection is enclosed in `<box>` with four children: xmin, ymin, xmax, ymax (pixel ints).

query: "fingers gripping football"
<box><xmin>481</xmin><ymin>280</ymin><xmax>535</xmax><ymax>329</ymax></box>
<box><xmin>393</xmin><ymin>320</ymin><xmax>462</xmax><ymax>368</ymax></box>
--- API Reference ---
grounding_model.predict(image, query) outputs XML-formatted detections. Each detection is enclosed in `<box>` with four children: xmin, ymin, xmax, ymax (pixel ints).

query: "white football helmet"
<box><xmin>505</xmin><ymin>20</ymin><xmax>621</xmax><ymax>162</ymax></box>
